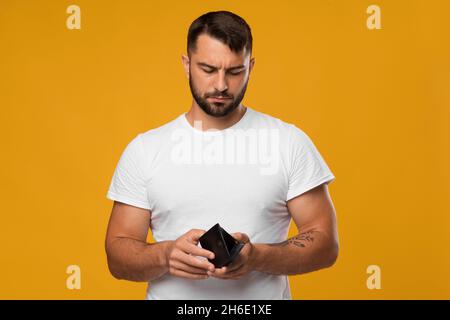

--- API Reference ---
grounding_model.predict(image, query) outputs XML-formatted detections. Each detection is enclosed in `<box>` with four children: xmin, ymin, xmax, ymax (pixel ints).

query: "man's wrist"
<box><xmin>250</xmin><ymin>243</ymin><xmax>267</xmax><ymax>272</ymax></box>
<box><xmin>158</xmin><ymin>240</ymin><xmax>173</xmax><ymax>270</ymax></box>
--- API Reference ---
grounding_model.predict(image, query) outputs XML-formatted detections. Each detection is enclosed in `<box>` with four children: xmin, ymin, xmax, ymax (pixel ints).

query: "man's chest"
<box><xmin>145</xmin><ymin>160</ymin><xmax>289</xmax><ymax>235</ymax></box>
<box><xmin>148</xmin><ymin>160</ymin><xmax>287</xmax><ymax>209</ymax></box>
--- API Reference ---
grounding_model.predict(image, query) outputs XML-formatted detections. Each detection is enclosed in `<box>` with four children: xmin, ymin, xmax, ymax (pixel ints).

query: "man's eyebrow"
<box><xmin>197</xmin><ymin>62</ymin><xmax>246</xmax><ymax>71</ymax></box>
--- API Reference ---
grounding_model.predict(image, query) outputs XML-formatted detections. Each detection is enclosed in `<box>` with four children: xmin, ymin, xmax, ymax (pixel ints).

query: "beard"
<box><xmin>189</xmin><ymin>73</ymin><xmax>249</xmax><ymax>118</ymax></box>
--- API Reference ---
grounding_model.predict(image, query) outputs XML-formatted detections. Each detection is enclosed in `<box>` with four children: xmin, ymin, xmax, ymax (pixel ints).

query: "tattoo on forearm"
<box><xmin>269</xmin><ymin>231</ymin><xmax>316</xmax><ymax>248</ymax></box>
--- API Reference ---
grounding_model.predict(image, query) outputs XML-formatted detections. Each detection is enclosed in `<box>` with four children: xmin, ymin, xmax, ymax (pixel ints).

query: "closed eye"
<box><xmin>201</xmin><ymin>67</ymin><xmax>244</xmax><ymax>75</ymax></box>
<box><xmin>202</xmin><ymin>68</ymin><xmax>215</xmax><ymax>74</ymax></box>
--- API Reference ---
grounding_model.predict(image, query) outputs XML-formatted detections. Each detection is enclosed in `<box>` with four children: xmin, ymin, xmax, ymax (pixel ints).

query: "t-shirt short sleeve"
<box><xmin>106</xmin><ymin>134</ymin><xmax>151</xmax><ymax>210</ymax></box>
<box><xmin>286</xmin><ymin>125</ymin><xmax>335</xmax><ymax>201</ymax></box>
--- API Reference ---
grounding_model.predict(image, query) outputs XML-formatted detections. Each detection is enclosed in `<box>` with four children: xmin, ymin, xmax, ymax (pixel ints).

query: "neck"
<box><xmin>185</xmin><ymin>102</ymin><xmax>247</xmax><ymax>131</ymax></box>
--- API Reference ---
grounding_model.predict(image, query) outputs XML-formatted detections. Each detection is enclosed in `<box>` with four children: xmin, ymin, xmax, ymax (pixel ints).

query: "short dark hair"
<box><xmin>187</xmin><ymin>11</ymin><xmax>252</xmax><ymax>57</ymax></box>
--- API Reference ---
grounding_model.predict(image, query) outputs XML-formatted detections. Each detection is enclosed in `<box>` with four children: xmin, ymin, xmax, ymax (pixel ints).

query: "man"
<box><xmin>105</xmin><ymin>10</ymin><xmax>339</xmax><ymax>300</ymax></box>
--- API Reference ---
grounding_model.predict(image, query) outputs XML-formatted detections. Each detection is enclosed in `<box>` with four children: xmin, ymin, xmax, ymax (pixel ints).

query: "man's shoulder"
<box><xmin>118</xmin><ymin>113</ymin><xmax>183</xmax><ymax>156</ymax></box>
<box><xmin>141</xmin><ymin>114</ymin><xmax>183</xmax><ymax>137</ymax></box>
<box><xmin>249</xmin><ymin>107</ymin><xmax>299</xmax><ymax>133</ymax></box>
<box><xmin>249</xmin><ymin>107</ymin><xmax>314</xmax><ymax>150</ymax></box>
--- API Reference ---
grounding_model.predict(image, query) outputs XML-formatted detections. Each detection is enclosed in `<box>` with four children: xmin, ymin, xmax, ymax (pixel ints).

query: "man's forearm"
<box><xmin>106</xmin><ymin>237</ymin><xmax>171</xmax><ymax>282</ymax></box>
<box><xmin>252</xmin><ymin>230</ymin><xmax>339</xmax><ymax>276</ymax></box>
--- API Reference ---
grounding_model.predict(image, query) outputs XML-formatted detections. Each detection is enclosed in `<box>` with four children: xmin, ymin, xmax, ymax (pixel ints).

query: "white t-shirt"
<box><xmin>106</xmin><ymin>106</ymin><xmax>335</xmax><ymax>300</ymax></box>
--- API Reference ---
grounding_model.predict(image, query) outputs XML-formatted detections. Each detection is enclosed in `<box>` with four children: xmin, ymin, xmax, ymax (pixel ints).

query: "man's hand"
<box><xmin>165</xmin><ymin>229</ymin><xmax>216</xmax><ymax>280</ymax></box>
<box><xmin>207</xmin><ymin>232</ymin><xmax>257</xmax><ymax>280</ymax></box>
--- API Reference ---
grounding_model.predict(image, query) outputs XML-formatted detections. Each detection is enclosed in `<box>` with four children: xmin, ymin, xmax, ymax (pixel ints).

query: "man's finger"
<box><xmin>177</xmin><ymin>252</ymin><xmax>215</xmax><ymax>272</ymax></box>
<box><xmin>232</xmin><ymin>232</ymin><xmax>249</xmax><ymax>243</ymax></box>
<box><xmin>225</xmin><ymin>262</ymin><xmax>245</xmax><ymax>275</ymax></box>
<box><xmin>170</xmin><ymin>268</ymin><xmax>209</xmax><ymax>280</ymax></box>
<box><xmin>208</xmin><ymin>266</ymin><xmax>227</xmax><ymax>277</ymax></box>
<box><xmin>186</xmin><ymin>229</ymin><xmax>206</xmax><ymax>242</ymax></box>
<box><xmin>226</xmin><ymin>259</ymin><xmax>244</xmax><ymax>273</ymax></box>
<box><xmin>171</xmin><ymin>260</ymin><xmax>209</xmax><ymax>275</ymax></box>
<box><xmin>184</xmin><ymin>242</ymin><xmax>215</xmax><ymax>260</ymax></box>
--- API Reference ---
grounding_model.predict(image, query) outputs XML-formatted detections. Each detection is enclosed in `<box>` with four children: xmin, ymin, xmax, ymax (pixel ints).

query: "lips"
<box><xmin>208</xmin><ymin>97</ymin><xmax>231</xmax><ymax>102</ymax></box>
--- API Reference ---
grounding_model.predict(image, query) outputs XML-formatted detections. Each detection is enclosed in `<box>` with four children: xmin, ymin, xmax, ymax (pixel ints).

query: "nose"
<box><xmin>213</xmin><ymin>71</ymin><xmax>228</xmax><ymax>93</ymax></box>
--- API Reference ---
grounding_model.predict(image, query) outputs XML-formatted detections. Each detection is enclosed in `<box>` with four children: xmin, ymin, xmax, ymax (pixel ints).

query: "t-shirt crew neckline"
<box><xmin>180</xmin><ymin>106</ymin><xmax>252</xmax><ymax>136</ymax></box>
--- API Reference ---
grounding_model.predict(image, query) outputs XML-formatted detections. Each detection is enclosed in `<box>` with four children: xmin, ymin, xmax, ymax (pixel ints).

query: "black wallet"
<box><xmin>199</xmin><ymin>223</ymin><xmax>245</xmax><ymax>268</ymax></box>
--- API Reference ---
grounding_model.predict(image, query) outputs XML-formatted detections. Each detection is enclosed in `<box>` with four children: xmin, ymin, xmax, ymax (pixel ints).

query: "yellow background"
<box><xmin>0</xmin><ymin>0</ymin><xmax>449</xmax><ymax>299</ymax></box>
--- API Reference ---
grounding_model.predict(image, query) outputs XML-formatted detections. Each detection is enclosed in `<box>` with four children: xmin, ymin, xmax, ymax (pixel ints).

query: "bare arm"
<box><xmin>105</xmin><ymin>201</ymin><xmax>170</xmax><ymax>282</ymax></box>
<box><xmin>105</xmin><ymin>201</ymin><xmax>216</xmax><ymax>282</ymax></box>
<box><xmin>253</xmin><ymin>183</ymin><xmax>339</xmax><ymax>275</ymax></box>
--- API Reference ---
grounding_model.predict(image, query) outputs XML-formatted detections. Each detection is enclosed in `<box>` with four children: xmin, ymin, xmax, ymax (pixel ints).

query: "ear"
<box><xmin>181</xmin><ymin>54</ymin><xmax>190</xmax><ymax>80</ymax></box>
<box><xmin>249</xmin><ymin>57</ymin><xmax>255</xmax><ymax>75</ymax></box>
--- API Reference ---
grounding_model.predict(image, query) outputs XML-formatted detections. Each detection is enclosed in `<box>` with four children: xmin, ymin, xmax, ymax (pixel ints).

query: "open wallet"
<box><xmin>199</xmin><ymin>223</ymin><xmax>246</xmax><ymax>268</ymax></box>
